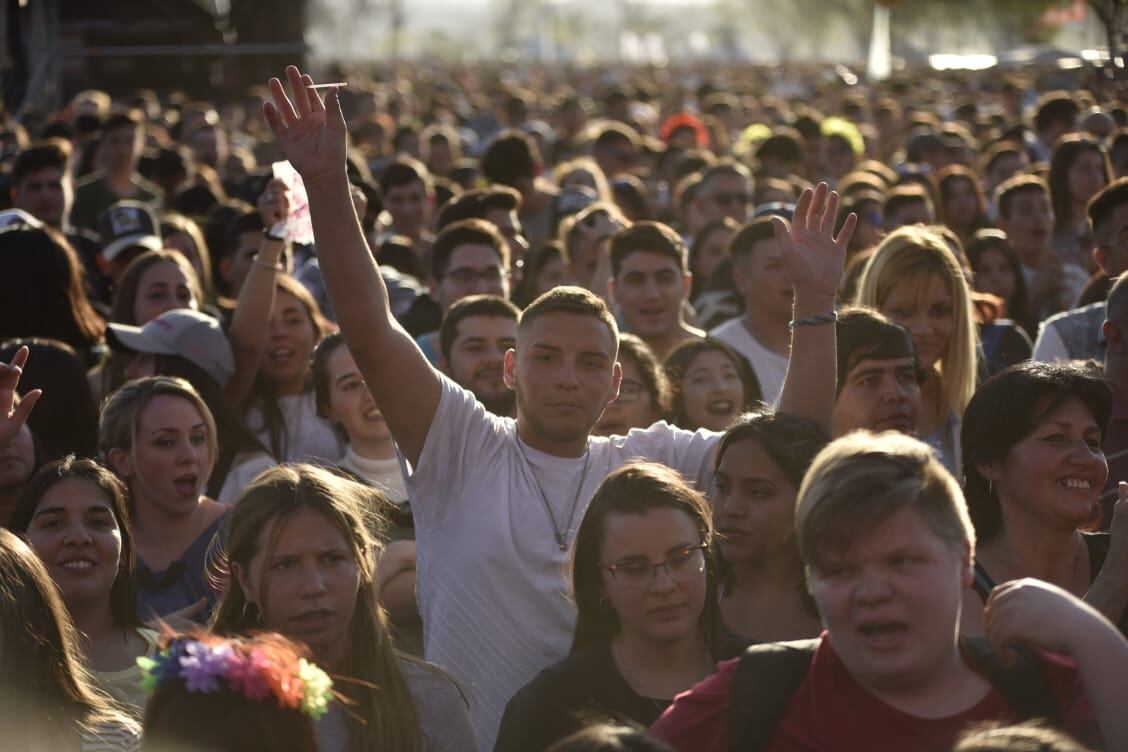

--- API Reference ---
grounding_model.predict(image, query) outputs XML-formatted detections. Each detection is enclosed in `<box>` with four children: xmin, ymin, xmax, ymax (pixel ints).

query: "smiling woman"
<box><xmin>10</xmin><ymin>456</ymin><xmax>159</xmax><ymax>715</ymax></box>
<box><xmin>960</xmin><ymin>361</ymin><xmax>1128</xmax><ymax>634</ymax></box>
<box><xmin>663</xmin><ymin>337</ymin><xmax>759</xmax><ymax>432</ymax></box>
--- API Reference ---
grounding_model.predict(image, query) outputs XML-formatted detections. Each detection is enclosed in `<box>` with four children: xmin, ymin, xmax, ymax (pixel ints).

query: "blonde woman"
<box><xmin>99</xmin><ymin>376</ymin><xmax>229</xmax><ymax>622</ymax></box>
<box><xmin>856</xmin><ymin>225</ymin><xmax>978</xmax><ymax>472</ymax></box>
<box><xmin>211</xmin><ymin>464</ymin><xmax>473</xmax><ymax>752</ymax></box>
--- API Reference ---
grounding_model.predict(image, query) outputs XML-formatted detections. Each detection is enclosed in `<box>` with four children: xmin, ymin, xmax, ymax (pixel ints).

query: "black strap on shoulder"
<box><xmin>728</xmin><ymin>639</ymin><xmax>818</xmax><ymax>752</ymax></box>
<box><xmin>972</xmin><ymin>563</ymin><xmax>996</xmax><ymax>602</ymax></box>
<box><xmin>961</xmin><ymin>636</ymin><xmax>1061</xmax><ymax>725</ymax></box>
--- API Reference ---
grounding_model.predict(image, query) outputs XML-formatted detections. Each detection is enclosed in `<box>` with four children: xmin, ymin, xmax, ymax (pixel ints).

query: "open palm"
<box><xmin>771</xmin><ymin>183</ymin><xmax>856</xmax><ymax>301</ymax></box>
<box><xmin>264</xmin><ymin>66</ymin><xmax>348</xmax><ymax>187</ymax></box>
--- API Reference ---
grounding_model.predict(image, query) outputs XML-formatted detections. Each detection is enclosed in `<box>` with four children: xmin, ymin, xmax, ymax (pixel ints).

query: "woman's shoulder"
<box><xmin>396</xmin><ymin>656</ymin><xmax>465</xmax><ymax>704</ymax></box>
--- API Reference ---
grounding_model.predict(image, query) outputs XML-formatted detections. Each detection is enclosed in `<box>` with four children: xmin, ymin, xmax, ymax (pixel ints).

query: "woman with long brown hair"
<box><xmin>0</xmin><ymin>527</ymin><xmax>140</xmax><ymax>750</ymax></box>
<box><xmin>496</xmin><ymin>462</ymin><xmax>721</xmax><ymax>752</ymax></box>
<box><xmin>211</xmin><ymin>463</ymin><xmax>472</xmax><ymax>752</ymax></box>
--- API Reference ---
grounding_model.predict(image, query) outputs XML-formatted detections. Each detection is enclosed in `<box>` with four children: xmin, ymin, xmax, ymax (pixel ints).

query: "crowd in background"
<box><xmin>0</xmin><ymin>56</ymin><xmax>1128</xmax><ymax>751</ymax></box>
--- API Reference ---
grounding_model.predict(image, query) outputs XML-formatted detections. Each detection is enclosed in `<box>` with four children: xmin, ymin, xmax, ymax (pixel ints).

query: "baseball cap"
<box><xmin>106</xmin><ymin>309</ymin><xmax>234</xmax><ymax>386</ymax></box>
<box><xmin>0</xmin><ymin>208</ymin><xmax>44</xmax><ymax>230</ymax></box>
<box><xmin>98</xmin><ymin>200</ymin><xmax>163</xmax><ymax>262</ymax></box>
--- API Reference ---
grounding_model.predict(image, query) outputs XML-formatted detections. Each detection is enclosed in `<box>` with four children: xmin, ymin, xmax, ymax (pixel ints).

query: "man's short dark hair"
<box><xmin>430</xmin><ymin>218</ymin><xmax>508</xmax><ymax>281</ymax></box>
<box><xmin>697</xmin><ymin>160</ymin><xmax>752</xmax><ymax>193</ymax></box>
<box><xmin>995</xmin><ymin>174</ymin><xmax>1048</xmax><ymax>220</ymax></box>
<box><xmin>11</xmin><ymin>140</ymin><xmax>72</xmax><ymax>186</ymax></box>
<box><xmin>729</xmin><ymin>216</ymin><xmax>780</xmax><ymax>260</ymax></box>
<box><xmin>836</xmin><ymin>307</ymin><xmax>921</xmax><ymax>396</ymax></box>
<box><xmin>883</xmin><ymin>185</ymin><xmax>933</xmax><ymax>225</ymax></box>
<box><xmin>103</xmin><ymin>111</ymin><xmax>141</xmax><ymax>134</ymax></box>
<box><xmin>609</xmin><ymin>221</ymin><xmax>686</xmax><ymax>277</ymax></box>
<box><xmin>438</xmin><ymin>294</ymin><xmax>520</xmax><ymax>362</ymax></box>
<box><xmin>594</xmin><ymin>123</ymin><xmax>640</xmax><ymax>151</ymax></box>
<box><xmin>481</xmin><ymin>130</ymin><xmax>539</xmax><ymax>187</ymax></box>
<box><xmin>435</xmin><ymin>186</ymin><xmax>522</xmax><ymax>231</ymax></box>
<box><xmin>1034</xmin><ymin>92</ymin><xmax>1079</xmax><ymax>134</ymax></box>
<box><xmin>224</xmin><ymin>210</ymin><xmax>264</xmax><ymax>259</ymax></box>
<box><xmin>519</xmin><ymin>285</ymin><xmax>619</xmax><ymax>348</ymax></box>
<box><xmin>378</xmin><ymin>157</ymin><xmax>432</xmax><ymax>196</ymax></box>
<box><xmin>1088</xmin><ymin>176</ymin><xmax>1128</xmax><ymax>236</ymax></box>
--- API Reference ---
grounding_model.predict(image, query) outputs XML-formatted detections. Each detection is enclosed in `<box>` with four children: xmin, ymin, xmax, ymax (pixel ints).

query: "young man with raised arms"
<box><xmin>262</xmin><ymin>66</ymin><xmax>856</xmax><ymax>751</ymax></box>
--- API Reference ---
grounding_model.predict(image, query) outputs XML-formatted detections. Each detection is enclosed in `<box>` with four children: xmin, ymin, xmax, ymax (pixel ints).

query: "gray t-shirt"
<box><xmin>315</xmin><ymin>657</ymin><xmax>474</xmax><ymax>752</ymax></box>
<box><xmin>410</xmin><ymin>375</ymin><xmax>720</xmax><ymax>751</ymax></box>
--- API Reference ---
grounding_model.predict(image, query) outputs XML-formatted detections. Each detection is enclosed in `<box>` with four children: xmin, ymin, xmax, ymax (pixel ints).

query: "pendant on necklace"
<box><xmin>555</xmin><ymin>533</ymin><xmax>567</xmax><ymax>551</ymax></box>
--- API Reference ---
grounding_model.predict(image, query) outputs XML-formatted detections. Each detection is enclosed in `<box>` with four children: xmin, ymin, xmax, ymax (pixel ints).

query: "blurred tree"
<box><xmin>1088</xmin><ymin>0</ymin><xmax>1128</xmax><ymax>76</ymax></box>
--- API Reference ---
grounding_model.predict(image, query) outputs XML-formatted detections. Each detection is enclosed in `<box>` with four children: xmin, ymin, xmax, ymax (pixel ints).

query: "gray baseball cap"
<box><xmin>107</xmin><ymin>309</ymin><xmax>234</xmax><ymax>386</ymax></box>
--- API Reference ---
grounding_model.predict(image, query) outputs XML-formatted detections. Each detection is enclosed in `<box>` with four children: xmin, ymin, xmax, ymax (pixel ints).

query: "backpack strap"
<box><xmin>728</xmin><ymin>639</ymin><xmax>819</xmax><ymax>752</ymax></box>
<box><xmin>961</xmin><ymin>636</ymin><xmax>1061</xmax><ymax>725</ymax></box>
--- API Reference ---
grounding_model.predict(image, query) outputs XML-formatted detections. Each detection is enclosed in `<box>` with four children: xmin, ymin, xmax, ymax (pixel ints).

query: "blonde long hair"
<box><xmin>211</xmin><ymin>464</ymin><xmax>422</xmax><ymax>752</ymax></box>
<box><xmin>856</xmin><ymin>225</ymin><xmax>978</xmax><ymax>420</ymax></box>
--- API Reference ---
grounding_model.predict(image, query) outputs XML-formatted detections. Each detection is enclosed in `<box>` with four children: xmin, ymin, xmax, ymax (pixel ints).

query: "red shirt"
<box><xmin>650</xmin><ymin>636</ymin><xmax>1097</xmax><ymax>752</ymax></box>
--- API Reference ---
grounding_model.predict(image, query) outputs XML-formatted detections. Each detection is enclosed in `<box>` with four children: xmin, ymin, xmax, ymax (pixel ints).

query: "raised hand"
<box><xmin>0</xmin><ymin>346</ymin><xmax>41</xmax><ymax>449</ymax></box>
<box><xmin>983</xmin><ymin>578</ymin><xmax>1107</xmax><ymax>664</ymax></box>
<box><xmin>771</xmin><ymin>182</ymin><xmax>856</xmax><ymax>302</ymax></box>
<box><xmin>263</xmin><ymin>66</ymin><xmax>347</xmax><ymax>187</ymax></box>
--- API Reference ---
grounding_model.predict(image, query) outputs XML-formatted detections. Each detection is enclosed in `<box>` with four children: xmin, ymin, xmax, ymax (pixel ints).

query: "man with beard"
<box><xmin>438</xmin><ymin>295</ymin><xmax>520</xmax><ymax>417</ymax></box>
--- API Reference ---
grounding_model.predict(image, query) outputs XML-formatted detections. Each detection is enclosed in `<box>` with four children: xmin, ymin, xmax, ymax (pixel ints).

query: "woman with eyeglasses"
<box><xmin>593</xmin><ymin>334</ymin><xmax>671</xmax><ymax>437</ymax></box>
<box><xmin>494</xmin><ymin>462</ymin><xmax>720</xmax><ymax>752</ymax></box>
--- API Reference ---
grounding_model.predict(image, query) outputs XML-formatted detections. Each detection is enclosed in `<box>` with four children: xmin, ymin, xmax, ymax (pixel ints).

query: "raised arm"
<box><xmin>985</xmin><ymin>578</ymin><xmax>1128</xmax><ymax>752</ymax></box>
<box><xmin>224</xmin><ymin>234</ymin><xmax>285</xmax><ymax>407</ymax></box>
<box><xmin>774</xmin><ymin>183</ymin><xmax>855</xmax><ymax>436</ymax></box>
<box><xmin>264</xmin><ymin>66</ymin><xmax>439</xmax><ymax>465</ymax></box>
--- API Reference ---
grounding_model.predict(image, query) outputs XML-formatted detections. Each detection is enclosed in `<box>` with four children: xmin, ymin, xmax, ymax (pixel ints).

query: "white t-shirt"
<box><xmin>245</xmin><ymin>391</ymin><xmax>343</xmax><ymax>463</ymax></box>
<box><xmin>709</xmin><ymin>317</ymin><xmax>790</xmax><ymax>403</ymax></box>
<box><xmin>339</xmin><ymin>445</ymin><xmax>409</xmax><ymax>505</ymax></box>
<box><xmin>409</xmin><ymin>376</ymin><xmax>720</xmax><ymax>751</ymax></box>
<box><xmin>216</xmin><ymin>451</ymin><xmax>277</xmax><ymax>504</ymax></box>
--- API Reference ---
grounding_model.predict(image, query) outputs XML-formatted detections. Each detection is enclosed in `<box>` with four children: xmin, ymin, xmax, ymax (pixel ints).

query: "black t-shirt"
<box><xmin>494</xmin><ymin>641</ymin><xmax>671</xmax><ymax>752</ymax></box>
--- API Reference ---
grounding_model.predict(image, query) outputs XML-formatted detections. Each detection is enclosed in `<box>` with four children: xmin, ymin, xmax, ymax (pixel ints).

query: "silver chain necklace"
<box><xmin>515</xmin><ymin>435</ymin><xmax>591</xmax><ymax>552</ymax></box>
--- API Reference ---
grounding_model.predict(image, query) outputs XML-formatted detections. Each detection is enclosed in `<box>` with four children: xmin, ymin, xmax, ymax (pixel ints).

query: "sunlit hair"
<box><xmin>520</xmin><ymin>285</ymin><xmax>620</xmax><ymax>354</ymax></box>
<box><xmin>569</xmin><ymin>462</ymin><xmax>720</xmax><ymax>657</ymax></box>
<box><xmin>110</xmin><ymin>249</ymin><xmax>204</xmax><ymax>326</ymax></box>
<box><xmin>0</xmin><ymin>528</ymin><xmax>140</xmax><ymax>745</ymax></box>
<box><xmin>795</xmin><ymin>431</ymin><xmax>974</xmax><ymax>574</ymax></box>
<box><xmin>554</xmin><ymin>157</ymin><xmax>612</xmax><ymax>202</ymax></box>
<box><xmin>246</xmin><ymin>274</ymin><xmax>333</xmax><ymax>458</ymax></box>
<box><xmin>617</xmin><ymin>333</ymin><xmax>672</xmax><ymax>417</ymax></box>
<box><xmin>161</xmin><ymin>212</ymin><xmax>216</xmax><ymax>302</ymax></box>
<box><xmin>211</xmin><ymin>464</ymin><xmax>423</xmax><ymax>752</ymax></box>
<box><xmin>856</xmin><ymin>225</ymin><xmax>978</xmax><ymax>420</ymax></box>
<box><xmin>9</xmin><ymin>456</ymin><xmax>141</xmax><ymax>630</ymax></box>
<box><xmin>1048</xmin><ymin>135</ymin><xmax>1112</xmax><ymax>235</ymax></box>
<box><xmin>98</xmin><ymin>376</ymin><xmax>220</xmax><ymax>495</ymax></box>
<box><xmin>142</xmin><ymin>630</ymin><xmax>321</xmax><ymax>752</ymax></box>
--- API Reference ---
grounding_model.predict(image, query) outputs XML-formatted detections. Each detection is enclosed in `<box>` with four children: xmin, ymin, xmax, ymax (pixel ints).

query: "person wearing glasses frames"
<box><xmin>262</xmin><ymin>71</ymin><xmax>853</xmax><ymax>749</ymax></box>
<box><xmin>495</xmin><ymin>462</ymin><xmax>722</xmax><ymax>752</ymax></box>
<box><xmin>413</xmin><ymin>218</ymin><xmax>511</xmax><ymax>365</ymax></box>
<box><xmin>593</xmin><ymin>334</ymin><xmax>670</xmax><ymax>438</ymax></box>
<box><xmin>691</xmin><ymin>162</ymin><xmax>752</xmax><ymax>231</ymax></box>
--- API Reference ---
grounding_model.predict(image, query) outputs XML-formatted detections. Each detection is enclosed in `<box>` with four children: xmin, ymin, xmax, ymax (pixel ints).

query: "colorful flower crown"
<box><xmin>138</xmin><ymin>636</ymin><xmax>334</xmax><ymax>719</ymax></box>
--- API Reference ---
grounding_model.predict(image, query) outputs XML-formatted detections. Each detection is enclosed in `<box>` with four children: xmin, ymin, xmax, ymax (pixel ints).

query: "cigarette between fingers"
<box><xmin>306</xmin><ymin>83</ymin><xmax>348</xmax><ymax>89</ymax></box>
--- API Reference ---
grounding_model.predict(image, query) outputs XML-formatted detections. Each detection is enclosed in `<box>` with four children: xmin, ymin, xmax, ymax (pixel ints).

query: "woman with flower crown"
<box><xmin>211</xmin><ymin>463</ymin><xmax>474</xmax><ymax>752</ymax></box>
<box><xmin>139</xmin><ymin>631</ymin><xmax>332</xmax><ymax>752</ymax></box>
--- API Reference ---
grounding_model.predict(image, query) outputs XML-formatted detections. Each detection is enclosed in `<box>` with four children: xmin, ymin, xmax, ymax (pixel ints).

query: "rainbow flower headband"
<box><xmin>138</xmin><ymin>637</ymin><xmax>334</xmax><ymax>719</ymax></box>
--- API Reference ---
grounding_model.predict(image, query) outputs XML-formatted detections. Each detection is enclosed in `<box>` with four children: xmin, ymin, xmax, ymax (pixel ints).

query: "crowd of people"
<box><xmin>1</xmin><ymin>54</ymin><xmax>1128</xmax><ymax>751</ymax></box>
